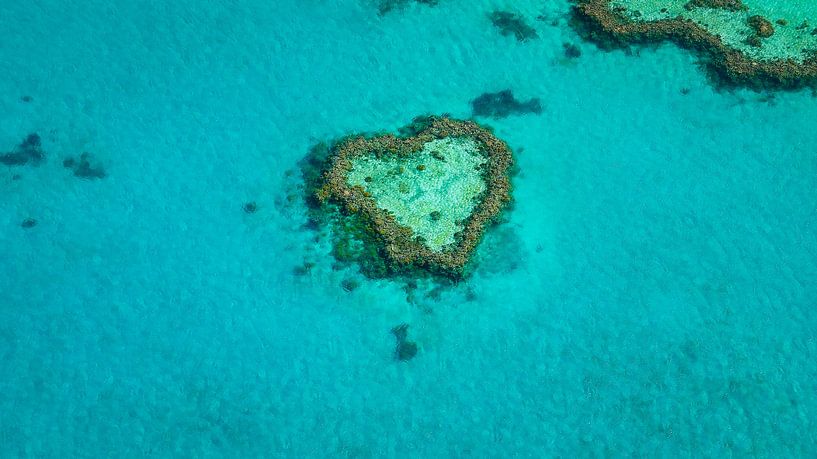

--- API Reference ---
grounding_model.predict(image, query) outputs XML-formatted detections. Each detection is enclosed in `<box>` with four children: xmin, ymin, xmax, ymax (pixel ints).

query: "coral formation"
<box><xmin>1</xmin><ymin>134</ymin><xmax>44</xmax><ymax>167</ymax></box>
<box><xmin>376</xmin><ymin>0</ymin><xmax>438</xmax><ymax>16</ymax></box>
<box><xmin>489</xmin><ymin>11</ymin><xmax>539</xmax><ymax>42</ymax></box>
<box><xmin>63</xmin><ymin>152</ymin><xmax>106</xmax><ymax>179</ymax></box>
<box><xmin>747</xmin><ymin>15</ymin><xmax>774</xmax><ymax>38</ymax></box>
<box><xmin>314</xmin><ymin>116</ymin><xmax>513</xmax><ymax>279</ymax></box>
<box><xmin>684</xmin><ymin>0</ymin><xmax>746</xmax><ymax>12</ymax></box>
<box><xmin>243</xmin><ymin>202</ymin><xmax>259</xmax><ymax>214</ymax></box>
<box><xmin>563</xmin><ymin>42</ymin><xmax>583</xmax><ymax>58</ymax></box>
<box><xmin>391</xmin><ymin>324</ymin><xmax>418</xmax><ymax>361</ymax></box>
<box><xmin>471</xmin><ymin>90</ymin><xmax>542</xmax><ymax>118</ymax></box>
<box><xmin>341</xmin><ymin>278</ymin><xmax>359</xmax><ymax>292</ymax></box>
<box><xmin>572</xmin><ymin>0</ymin><xmax>817</xmax><ymax>90</ymax></box>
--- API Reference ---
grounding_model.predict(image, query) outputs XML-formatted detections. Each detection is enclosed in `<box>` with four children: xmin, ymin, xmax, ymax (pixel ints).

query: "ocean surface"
<box><xmin>2</xmin><ymin>0</ymin><xmax>816</xmax><ymax>456</ymax></box>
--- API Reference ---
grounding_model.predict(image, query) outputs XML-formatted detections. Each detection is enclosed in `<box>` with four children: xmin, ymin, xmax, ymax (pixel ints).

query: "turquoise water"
<box><xmin>2</xmin><ymin>0</ymin><xmax>816</xmax><ymax>456</ymax></box>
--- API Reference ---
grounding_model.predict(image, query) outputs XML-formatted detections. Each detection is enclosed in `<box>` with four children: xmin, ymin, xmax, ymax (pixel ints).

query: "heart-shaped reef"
<box><xmin>315</xmin><ymin>116</ymin><xmax>513</xmax><ymax>279</ymax></box>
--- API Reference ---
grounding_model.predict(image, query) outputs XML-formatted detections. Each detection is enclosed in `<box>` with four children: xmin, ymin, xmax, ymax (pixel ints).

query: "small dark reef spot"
<box><xmin>62</xmin><ymin>152</ymin><xmax>106</xmax><ymax>179</ymax></box>
<box><xmin>377</xmin><ymin>0</ymin><xmax>439</xmax><ymax>16</ymax></box>
<box><xmin>472</xmin><ymin>90</ymin><xmax>542</xmax><ymax>118</ymax></box>
<box><xmin>1</xmin><ymin>133</ymin><xmax>44</xmax><ymax>167</ymax></box>
<box><xmin>20</xmin><ymin>96</ymin><xmax>33</xmax><ymax>103</ymax></box>
<box><xmin>489</xmin><ymin>11</ymin><xmax>539</xmax><ymax>42</ymax></box>
<box><xmin>391</xmin><ymin>324</ymin><xmax>419</xmax><ymax>361</ymax></box>
<box><xmin>563</xmin><ymin>42</ymin><xmax>582</xmax><ymax>58</ymax></box>
<box><xmin>21</xmin><ymin>218</ymin><xmax>37</xmax><ymax>229</ymax></box>
<box><xmin>293</xmin><ymin>260</ymin><xmax>315</xmax><ymax>276</ymax></box>
<box><xmin>243</xmin><ymin>201</ymin><xmax>258</xmax><ymax>213</ymax></box>
<box><xmin>683</xmin><ymin>0</ymin><xmax>746</xmax><ymax>12</ymax></box>
<box><xmin>341</xmin><ymin>278</ymin><xmax>359</xmax><ymax>292</ymax></box>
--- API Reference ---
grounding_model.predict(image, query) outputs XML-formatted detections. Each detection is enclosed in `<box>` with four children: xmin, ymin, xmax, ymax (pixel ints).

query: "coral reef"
<box><xmin>391</xmin><ymin>324</ymin><xmax>418</xmax><ymax>361</ymax></box>
<box><xmin>684</xmin><ymin>0</ymin><xmax>746</xmax><ymax>12</ymax></box>
<box><xmin>489</xmin><ymin>11</ymin><xmax>539</xmax><ymax>42</ymax></box>
<box><xmin>1</xmin><ymin>134</ymin><xmax>44</xmax><ymax>167</ymax></box>
<box><xmin>243</xmin><ymin>202</ymin><xmax>258</xmax><ymax>214</ymax></box>
<box><xmin>747</xmin><ymin>15</ymin><xmax>774</xmax><ymax>38</ymax></box>
<box><xmin>314</xmin><ymin>116</ymin><xmax>513</xmax><ymax>279</ymax></box>
<box><xmin>63</xmin><ymin>152</ymin><xmax>106</xmax><ymax>179</ymax></box>
<box><xmin>471</xmin><ymin>90</ymin><xmax>542</xmax><ymax>118</ymax></box>
<box><xmin>341</xmin><ymin>278</ymin><xmax>359</xmax><ymax>292</ymax></box>
<box><xmin>572</xmin><ymin>0</ymin><xmax>817</xmax><ymax>90</ymax></box>
<box><xmin>376</xmin><ymin>0</ymin><xmax>438</xmax><ymax>16</ymax></box>
<box><xmin>563</xmin><ymin>42</ymin><xmax>583</xmax><ymax>58</ymax></box>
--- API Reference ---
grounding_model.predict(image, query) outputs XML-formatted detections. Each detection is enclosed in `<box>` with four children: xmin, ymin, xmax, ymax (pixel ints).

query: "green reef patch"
<box><xmin>345</xmin><ymin>137</ymin><xmax>486</xmax><ymax>251</ymax></box>
<box><xmin>573</xmin><ymin>0</ymin><xmax>817</xmax><ymax>90</ymax></box>
<box><xmin>313</xmin><ymin>116</ymin><xmax>513</xmax><ymax>279</ymax></box>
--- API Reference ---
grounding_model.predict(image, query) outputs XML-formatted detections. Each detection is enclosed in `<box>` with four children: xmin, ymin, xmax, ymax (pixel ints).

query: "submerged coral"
<box><xmin>313</xmin><ymin>116</ymin><xmax>513</xmax><ymax>279</ymax></box>
<box><xmin>391</xmin><ymin>324</ymin><xmax>418</xmax><ymax>361</ymax></box>
<box><xmin>471</xmin><ymin>90</ymin><xmax>542</xmax><ymax>118</ymax></box>
<box><xmin>376</xmin><ymin>0</ymin><xmax>439</xmax><ymax>16</ymax></box>
<box><xmin>243</xmin><ymin>201</ymin><xmax>259</xmax><ymax>214</ymax></box>
<box><xmin>1</xmin><ymin>133</ymin><xmax>44</xmax><ymax>167</ymax></box>
<box><xmin>684</xmin><ymin>0</ymin><xmax>746</xmax><ymax>12</ymax></box>
<box><xmin>489</xmin><ymin>11</ymin><xmax>539</xmax><ymax>42</ymax></box>
<box><xmin>63</xmin><ymin>152</ymin><xmax>106</xmax><ymax>179</ymax></box>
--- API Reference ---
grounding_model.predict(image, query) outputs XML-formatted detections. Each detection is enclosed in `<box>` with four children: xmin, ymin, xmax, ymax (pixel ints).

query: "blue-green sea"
<box><xmin>2</xmin><ymin>0</ymin><xmax>816</xmax><ymax>456</ymax></box>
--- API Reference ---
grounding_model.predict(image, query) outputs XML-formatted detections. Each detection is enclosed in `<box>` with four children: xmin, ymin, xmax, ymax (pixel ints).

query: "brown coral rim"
<box><xmin>316</xmin><ymin>116</ymin><xmax>513</xmax><ymax>278</ymax></box>
<box><xmin>573</xmin><ymin>0</ymin><xmax>817</xmax><ymax>90</ymax></box>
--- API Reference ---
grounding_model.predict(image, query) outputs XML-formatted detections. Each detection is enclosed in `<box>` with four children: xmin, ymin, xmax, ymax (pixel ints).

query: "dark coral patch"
<box><xmin>471</xmin><ymin>90</ymin><xmax>542</xmax><ymax>118</ymax></box>
<box><xmin>391</xmin><ymin>324</ymin><xmax>418</xmax><ymax>361</ymax></box>
<box><xmin>63</xmin><ymin>152</ymin><xmax>106</xmax><ymax>179</ymax></box>
<box><xmin>563</xmin><ymin>42</ymin><xmax>583</xmax><ymax>58</ymax></box>
<box><xmin>377</xmin><ymin>0</ymin><xmax>438</xmax><ymax>16</ymax></box>
<box><xmin>489</xmin><ymin>11</ymin><xmax>538</xmax><ymax>42</ymax></box>
<box><xmin>243</xmin><ymin>201</ymin><xmax>259</xmax><ymax>213</ymax></box>
<box><xmin>341</xmin><ymin>278</ymin><xmax>359</xmax><ymax>292</ymax></box>
<box><xmin>293</xmin><ymin>260</ymin><xmax>315</xmax><ymax>276</ymax></box>
<box><xmin>748</xmin><ymin>15</ymin><xmax>775</xmax><ymax>38</ymax></box>
<box><xmin>1</xmin><ymin>133</ymin><xmax>44</xmax><ymax>167</ymax></box>
<box><xmin>684</xmin><ymin>0</ymin><xmax>746</xmax><ymax>12</ymax></box>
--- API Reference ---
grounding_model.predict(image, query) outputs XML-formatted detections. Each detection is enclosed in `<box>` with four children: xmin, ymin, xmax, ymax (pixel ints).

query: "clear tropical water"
<box><xmin>1</xmin><ymin>0</ymin><xmax>816</xmax><ymax>456</ymax></box>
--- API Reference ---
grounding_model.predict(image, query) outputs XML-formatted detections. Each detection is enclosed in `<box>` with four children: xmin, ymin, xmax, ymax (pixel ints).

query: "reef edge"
<box><xmin>314</xmin><ymin>116</ymin><xmax>513</xmax><ymax>279</ymax></box>
<box><xmin>571</xmin><ymin>0</ymin><xmax>817</xmax><ymax>91</ymax></box>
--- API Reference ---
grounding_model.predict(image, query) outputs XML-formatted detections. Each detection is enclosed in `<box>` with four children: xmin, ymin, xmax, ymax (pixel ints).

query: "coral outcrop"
<box><xmin>314</xmin><ymin>116</ymin><xmax>513</xmax><ymax>279</ymax></box>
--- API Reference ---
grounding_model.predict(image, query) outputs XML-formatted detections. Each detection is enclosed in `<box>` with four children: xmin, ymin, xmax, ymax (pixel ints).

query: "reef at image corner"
<box><xmin>309</xmin><ymin>116</ymin><xmax>513</xmax><ymax>280</ymax></box>
<box><xmin>571</xmin><ymin>0</ymin><xmax>817</xmax><ymax>90</ymax></box>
